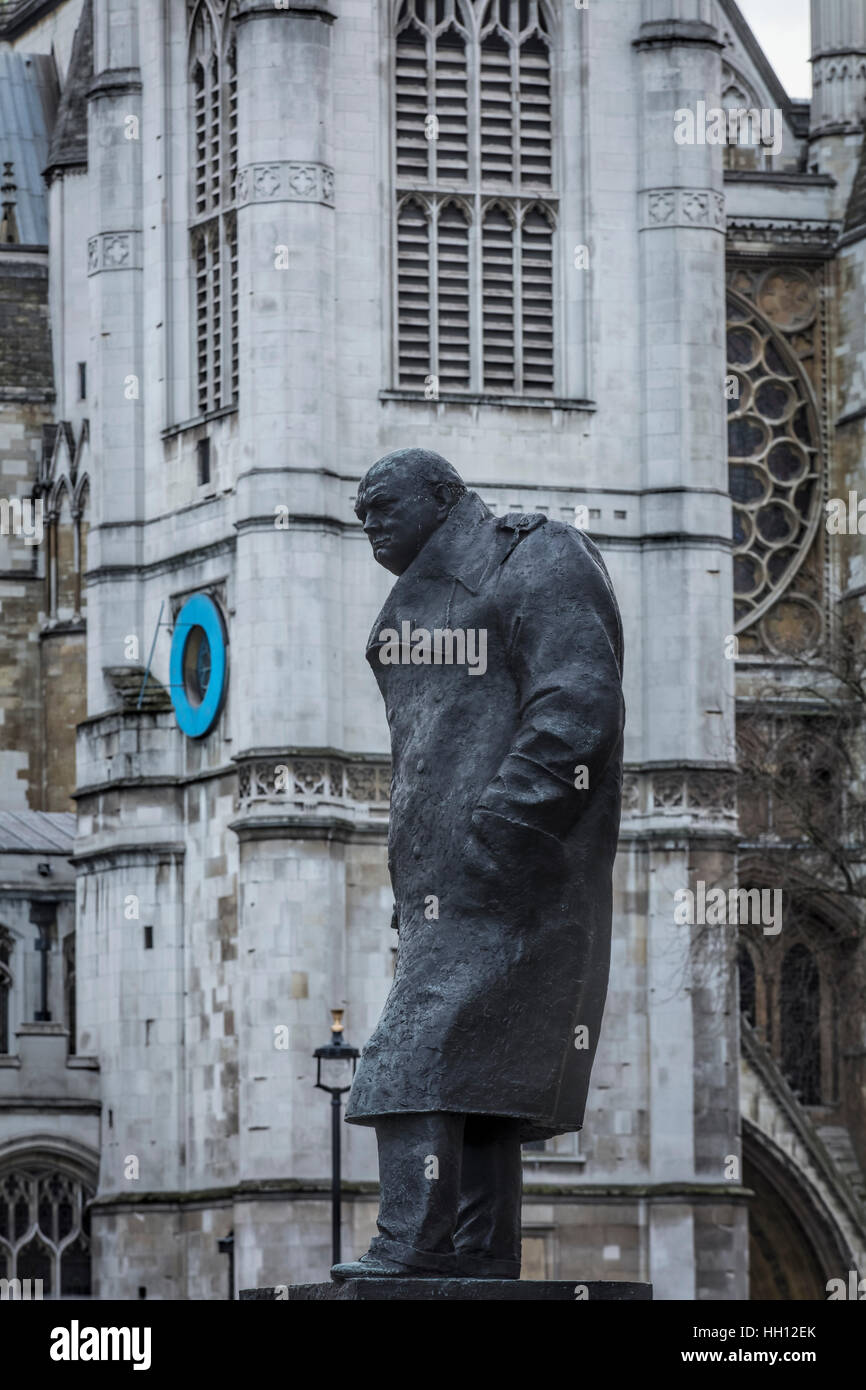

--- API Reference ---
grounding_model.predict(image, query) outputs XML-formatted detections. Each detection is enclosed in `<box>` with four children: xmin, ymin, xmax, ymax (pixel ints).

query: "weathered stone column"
<box><xmin>232</xmin><ymin>0</ymin><xmax>339</xmax><ymax>754</ymax></box>
<box><xmin>77</xmin><ymin>0</ymin><xmax>192</xmax><ymax>1299</ymax></box>
<box><xmin>633</xmin><ymin>0</ymin><xmax>744</xmax><ymax>1299</ymax></box>
<box><xmin>810</xmin><ymin>0</ymin><xmax>866</xmax><ymax>216</ymax></box>
<box><xmin>85</xmin><ymin>0</ymin><xmax>144</xmax><ymax>714</ymax></box>
<box><xmin>810</xmin><ymin>0</ymin><xmax>866</xmax><ymax>134</ymax></box>
<box><xmin>229</xmin><ymin>0</ymin><xmax>347</xmax><ymax>1291</ymax></box>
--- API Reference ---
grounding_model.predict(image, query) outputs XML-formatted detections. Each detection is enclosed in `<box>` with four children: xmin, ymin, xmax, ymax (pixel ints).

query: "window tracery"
<box><xmin>394</xmin><ymin>0</ymin><xmax>556</xmax><ymax>395</ymax></box>
<box><xmin>0</xmin><ymin>1165</ymin><xmax>94</xmax><ymax>1297</ymax></box>
<box><xmin>189</xmin><ymin>2</ymin><xmax>238</xmax><ymax>415</ymax></box>
<box><xmin>726</xmin><ymin>266</ymin><xmax>826</xmax><ymax>655</ymax></box>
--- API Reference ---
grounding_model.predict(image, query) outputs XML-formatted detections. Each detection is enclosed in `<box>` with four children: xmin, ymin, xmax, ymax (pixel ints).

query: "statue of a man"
<box><xmin>336</xmin><ymin>447</ymin><xmax>625</xmax><ymax>1280</ymax></box>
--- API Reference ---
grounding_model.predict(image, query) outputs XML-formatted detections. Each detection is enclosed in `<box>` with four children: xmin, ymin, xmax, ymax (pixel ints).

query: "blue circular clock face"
<box><xmin>170</xmin><ymin>594</ymin><xmax>228</xmax><ymax>738</ymax></box>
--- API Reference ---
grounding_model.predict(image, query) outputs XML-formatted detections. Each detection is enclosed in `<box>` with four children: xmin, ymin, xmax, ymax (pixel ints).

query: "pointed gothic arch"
<box><xmin>0</xmin><ymin>927</ymin><xmax>12</xmax><ymax>1055</ymax></box>
<box><xmin>392</xmin><ymin>0</ymin><xmax>557</xmax><ymax>395</ymax></box>
<box><xmin>188</xmin><ymin>0</ymin><xmax>239</xmax><ymax>415</ymax></box>
<box><xmin>743</xmin><ymin>1128</ymin><xmax>843</xmax><ymax>1300</ymax></box>
<box><xmin>0</xmin><ymin>1153</ymin><xmax>96</xmax><ymax>1298</ymax></box>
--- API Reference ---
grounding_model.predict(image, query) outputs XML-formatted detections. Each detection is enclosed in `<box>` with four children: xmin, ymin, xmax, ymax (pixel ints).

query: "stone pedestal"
<box><xmin>241</xmin><ymin>1280</ymin><xmax>652</xmax><ymax>1302</ymax></box>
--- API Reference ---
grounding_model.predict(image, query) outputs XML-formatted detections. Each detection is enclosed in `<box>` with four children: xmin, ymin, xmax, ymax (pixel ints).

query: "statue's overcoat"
<box><xmin>346</xmin><ymin>491</ymin><xmax>625</xmax><ymax>1139</ymax></box>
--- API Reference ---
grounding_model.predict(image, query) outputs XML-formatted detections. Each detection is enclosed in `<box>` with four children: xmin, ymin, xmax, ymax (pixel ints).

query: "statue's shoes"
<box><xmin>331</xmin><ymin>1253</ymin><xmax>441</xmax><ymax>1280</ymax></box>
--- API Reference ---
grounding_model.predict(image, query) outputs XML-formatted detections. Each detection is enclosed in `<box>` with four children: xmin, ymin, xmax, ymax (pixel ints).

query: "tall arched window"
<box><xmin>0</xmin><ymin>1163</ymin><xmax>94</xmax><ymax>1297</ymax></box>
<box><xmin>721</xmin><ymin>65</ymin><xmax>773</xmax><ymax>173</ymax></box>
<box><xmin>780</xmin><ymin>943</ymin><xmax>821</xmax><ymax>1105</ymax></box>
<box><xmin>394</xmin><ymin>0</ymin><xmax>556</xmax><ymax>396</ymax></box>
<box><xmin>0</xmin><ymin>929</ymin><xmax>12</xmax><ymax>1054</ymax></box>
<box><xmin>189</xmin><ymin>2</ymin><xmax>238</xmax><ymax>415</ymax></box>
<box><xmin>63</xmin><ymin>933</ymin><xmax>76</xmax><ymax>1057</ymax></box>
<box><xmin>737</xmin><ymin>944</ymin><xmax>756</xmax><ymax>1028</ymax></box>
<box><xmin>725</xmin><ymin>266</ymin><xmax>825</xmax><ymax>658</ymax></box>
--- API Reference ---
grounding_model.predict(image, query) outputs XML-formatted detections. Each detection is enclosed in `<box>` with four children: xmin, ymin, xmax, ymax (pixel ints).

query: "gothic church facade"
<box><xmin>1</xmin><ymin>0</ymin><xmax>866</xmax><ymax>1299</ymax></box>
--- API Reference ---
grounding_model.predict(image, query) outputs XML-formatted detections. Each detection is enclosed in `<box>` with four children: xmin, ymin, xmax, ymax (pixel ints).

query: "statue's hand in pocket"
<box><xmin>461</xmin><ymin>823</ymin><xmax>505</xmax><ymax>898</ymax></box>
<box><xmin>460</xmin><ymin>809</ymin><xmax>565</xmax><ymax>909</ymax></box>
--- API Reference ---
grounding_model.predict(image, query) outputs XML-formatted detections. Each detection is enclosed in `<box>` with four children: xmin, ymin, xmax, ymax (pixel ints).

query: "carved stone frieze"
<box><xmin>620</xmin><ymin>769</ymin><xmax>738</xmax><ymax>821</ymax></box>
<box><xmin>86</xmin><ymin>231</ymin><xmax>142</xmax><ymax>275</ymax></box>
<box><xmin>236</xmin><ymin>755</ymin><xmax>390</xmax><ymax>818</ymax></box>
<box><xmin>236</xmin><ymin>161</ymin><xmax>335</xmax><ymax>209</ymax></box>
<box><xmin>642</xmin><ymin>187</ymin><xmax>725</xmax><ymax>232</ymax></box>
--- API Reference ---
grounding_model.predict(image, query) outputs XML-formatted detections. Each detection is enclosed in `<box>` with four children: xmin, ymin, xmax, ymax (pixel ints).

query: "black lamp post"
<box><xmin>314</xmin><ymin>1009</ymin><xmax>359</xmax><ymax>1266</ymax></box>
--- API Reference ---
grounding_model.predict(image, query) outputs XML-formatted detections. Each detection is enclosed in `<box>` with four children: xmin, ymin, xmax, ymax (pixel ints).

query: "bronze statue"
<box><xmin>336</xmin><ymin>447</ymin><xmax>625</xmax><ymax>1280</ymax></box>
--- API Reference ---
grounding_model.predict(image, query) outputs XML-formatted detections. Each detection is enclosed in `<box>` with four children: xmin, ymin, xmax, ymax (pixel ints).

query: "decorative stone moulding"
<box><xmin>86</xmin><ymin>230</ymin><xmax>142</xmax><ymax>275</ymax></box>
<box><xmin>237</xmin><ymin>760</ymin><xmax>735</xmax><ymax>825</ymax></box>
<box><xmin>641</xmin><ymin>187</ymin><xmax>726</xmax><ymax>232</ymax></box>
<box><xmin>237</xmin><ymin>760</ymin><xmax>737</xmax><ymax>825</ymax></box>
<box><xmin>236</xmin><ymin>162</ymin><xmax>335</xmax><ymax>209</ymax></box>
<box><xmin>236</xmin><ymin>756</ymin><xmax>390</xmax><ymax>819</ymax></box>
<box><xmin>726</xmin><ymin>219</ymin><xmax>840</xmax><ymax>254</ymax></box>
<box><xmin>811</xmin><ymin>56</ymin><xmax>866</xmax><ymax>131</ymax></box>
<box><xmin>621</xmin><ymin>769</ymin><xmax>737</xmax><ymax>821</ymax></box>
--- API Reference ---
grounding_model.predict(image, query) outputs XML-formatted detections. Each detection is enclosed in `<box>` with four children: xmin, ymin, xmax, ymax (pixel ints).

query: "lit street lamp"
<box><xmin>313</xmin><ymin>1009</ymin><xmax>359</xmax><ymax>1267</ymax></box>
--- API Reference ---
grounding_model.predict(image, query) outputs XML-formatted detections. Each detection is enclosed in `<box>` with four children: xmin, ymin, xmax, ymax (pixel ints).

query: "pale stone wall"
<box><xmin>7</xmin><ymin>0</ymin><xmax>85</xmax><ymax>82</ymax></box>
<box><xmin>70</xmin><ymin>0</ymin><xmax>747</xmax><ymax>1300</ymax></box>
<box><xmin>10</xmin><ymin>0</ymin><xmax>866</xmax><ymax>1303</ymax></box>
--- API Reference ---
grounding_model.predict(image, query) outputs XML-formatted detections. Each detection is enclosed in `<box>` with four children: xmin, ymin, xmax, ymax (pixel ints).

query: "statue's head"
<box><xmin>355</xmin><ymin>448</ymin><xmax>467</xmax><ymax>575</ymax></box>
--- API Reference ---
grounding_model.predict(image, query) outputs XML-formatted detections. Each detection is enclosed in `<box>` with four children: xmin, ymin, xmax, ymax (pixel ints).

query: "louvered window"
<box><xmin>518</xmin><ymin>33</ymin><xmax>551</xmax><ymax>183</ymax></box>
<box><xmin>228</xmin><ymin>215</ymin><xmax>239</xmax><ymax>403</ymax></box>
<box><xmin>189</xmin><ymin>4</ymin><xmax>239</xmax><ymax>416</ymax></box>
<box><xmin>482</xmin><ymin>204</ymin><xmax>514</xmax><ymax>389</ymax></box>
<box><xmin>437</xmin><ymin>201</ymin><xmax>471</xmax><ymax>388</ymax></box>
<box><xmin>194</xmin><ymin>65</ymin><xmax>208</xmax><ymax>215</ymax></box>
<box><xmin>394</xmin><ymin>0</ymin><xmax>556</xmax><ymax>395</ymax></box>
<box><xmin>435</xmin><ymin>30</ymin><xmax>469</xmax><ymax>182</ymax></box>
<box><xmin>228</xmin><ymin>47</ymin><xmax>238</xmax><ymax>203</ymax></box>
<box><xmin>397</xmin><ymin>198</ymin><xmax>431</xmax><ymax>386</ymax></box>
<box><xmin>520</xmin><ymin>203</ymin><xmax>554</xmax><ymax>389</ymax></box>
<box><xmin>396</xmin><ymin>22</ymin><xmax>429</xmax><ymax>180</ymax></box>
<box><xmin>480</xmin><ymin>33</ymin><xmax>512</xmax><ymax>181</ymax></box>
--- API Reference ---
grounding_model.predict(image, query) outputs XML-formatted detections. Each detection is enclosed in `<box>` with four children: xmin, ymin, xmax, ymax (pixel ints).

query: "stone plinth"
<box><xmin>241</xmin><ymin>1280</ymin><xmax>652</xmax><ymax>1301</ymax></box>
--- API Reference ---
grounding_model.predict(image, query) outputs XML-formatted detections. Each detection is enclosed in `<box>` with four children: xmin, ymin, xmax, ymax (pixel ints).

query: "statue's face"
<box><xmin>355</xmin><ymin>468</ymin><xmax>450</xmax><ymax>575</ymax></box>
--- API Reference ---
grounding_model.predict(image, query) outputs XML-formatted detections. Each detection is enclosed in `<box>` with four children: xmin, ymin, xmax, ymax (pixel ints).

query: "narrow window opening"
<box><xmin>197</xmin><ymin>437</ymin><xmax>211</xmax><ymax>486</ymax></box>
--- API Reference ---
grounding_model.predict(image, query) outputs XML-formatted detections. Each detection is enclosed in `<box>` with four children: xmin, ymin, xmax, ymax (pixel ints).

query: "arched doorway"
<box><xmin>744</xmin><ymin>1127</ymin><xmax>851</xmax><ymax>1300</ymax></box>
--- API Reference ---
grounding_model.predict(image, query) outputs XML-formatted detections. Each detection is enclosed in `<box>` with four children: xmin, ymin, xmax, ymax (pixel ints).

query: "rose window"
<box><xmin>726</xmin><ymin>282</ymin><xmax>822</xmax><ymax>635</ymax></box>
